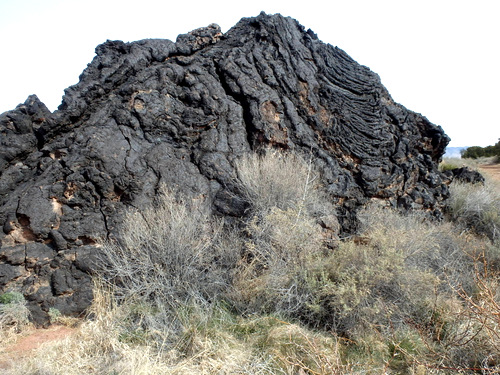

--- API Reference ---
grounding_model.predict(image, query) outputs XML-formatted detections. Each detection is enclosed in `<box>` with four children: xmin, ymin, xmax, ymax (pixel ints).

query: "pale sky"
<box><xmin>0</xmin><ymin>0</ymin><xmax>498</xmax><ymax>147</ymax></box>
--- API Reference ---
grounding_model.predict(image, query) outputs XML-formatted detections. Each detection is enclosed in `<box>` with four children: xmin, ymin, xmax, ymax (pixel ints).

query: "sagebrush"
<box><xmin>6</xmin><ymin>149</ymin><xmax>500</xmax><ymax>374</ymax></box>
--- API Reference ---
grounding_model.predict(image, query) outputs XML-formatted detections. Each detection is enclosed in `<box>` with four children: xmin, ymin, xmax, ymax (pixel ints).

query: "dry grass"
<box><xmin>440</xmin><ymin>156</ymin><xmax>498</xmax><ymax>171</ymax></box>
<box><xmin>8</xmin><ymin>283</ymin><xmax>174</xmax><ymax>374</ymax></box>
<box><xmin>447</xmin><ymin>180</ymin><xmax>500</xmax><ymax>242</ymax></box>
<box><xmin>100</xmin><ymin>186</ymin><xmax>237</xmax><ymax>320</ymax></box>
<box><xmin>234</xmin><ymin>149</ymin><xmax>333</xmax><ymax>219</ymax></box>
<box><xmin>6</xmin><ymin>150</ymin><xmax>500</xmax><ymax>374</ymax></box>
<box><xmin>8</xmin><ymin>283</ymin><xmax>346</xmax><ymax>375</ymax></box>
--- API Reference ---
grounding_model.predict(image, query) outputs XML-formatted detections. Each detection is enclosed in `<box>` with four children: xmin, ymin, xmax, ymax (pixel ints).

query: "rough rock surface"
<box><xmin>0</xmin><ymin>13</ymin><xmax>450</xmax><ymax>323</ymax></box>
<box><xmin>444</xmin><ymin>167</ymin><xmax>485</xmax><ymax>184</ymax></box>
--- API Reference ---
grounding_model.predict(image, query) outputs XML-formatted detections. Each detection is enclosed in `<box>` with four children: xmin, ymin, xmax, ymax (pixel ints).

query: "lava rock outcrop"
<box><xmin>0</xmin><ymin>12</ymin><xmax>450</xmax><ymax>323</ymax></box>
<box><xmin>444</xmin><ymin>167</ymin><xmax>485</xmax><ymax>184</ymax></box>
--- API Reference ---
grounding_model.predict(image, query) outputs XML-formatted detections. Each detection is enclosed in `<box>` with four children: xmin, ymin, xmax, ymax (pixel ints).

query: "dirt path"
<box><xmin>0</xmin><ymin>325</ymin><xmax>76</xmax><ymax>371</ymax></box>
<box><xmin>479</xmin><ymin>163</ymin><xmax>500</xmax><ymax>184</ymax></box>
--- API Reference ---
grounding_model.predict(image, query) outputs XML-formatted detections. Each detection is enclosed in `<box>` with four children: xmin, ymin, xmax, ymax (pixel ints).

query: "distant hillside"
<box><xmin>444</xmin><ymin>146</ymin><xmax>467</xmax><ymax>158</ymax></box>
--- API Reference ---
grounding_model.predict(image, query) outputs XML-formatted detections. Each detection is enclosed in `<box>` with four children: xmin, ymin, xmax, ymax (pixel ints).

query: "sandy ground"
<box><xmin>479</xmin><ymin>163</ymin><xmax>500</xmax><ymax>184</ymax></box>
<box><xmin>0</xmin><ymin>325</ymin><xmax>76</xmax><ymax>371</ymax></box>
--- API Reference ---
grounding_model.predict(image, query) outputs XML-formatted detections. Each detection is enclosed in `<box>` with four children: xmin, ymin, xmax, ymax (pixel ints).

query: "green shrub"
<box><xmin>462</xmin><ymin>139</ymin><xmax>500</xmax><ymax>159</ymax></box>
<box><xmin>0</xmin><ymin>291</ymin><xmax>29</xmax><ymax>330</ymax></box>
<box><xmin>440</xmin><ymin>157</ymin><xmax>467</xmax><ymax>172</ymax></box>
<box><xmin>294</xmin><ymin>206</ymin><xmax>474</xmax><ymax>335</ymax></box>
<box><xmin>48</xmin><ymin>307</ymin><xmax>62</xmax><ymax>324</ymax></box>
<box><xmin>0</xmin><ymin>291</ymin><xmax>24</xmax><ymax>305</ymax></box>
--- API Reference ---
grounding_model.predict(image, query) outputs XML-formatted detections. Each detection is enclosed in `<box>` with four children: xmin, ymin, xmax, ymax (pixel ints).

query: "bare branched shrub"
<box><xmin>100</xmin><ymin>186</ymin><xmax>236</xmax><ymax>313</ymax></box>
<box><xmin>230</xmin><ymin>150</ymin><xmax>337</xmax><ymax>317</ymax></box>
<box><xmin>234</xmin><ymin>149</ymin><xmax>332</xmax><ymax>217</ymax></box>
<box><xmin>231</xmin><ymin>206</ymin><xmax>325</xmax><ymax>315</ymax></box>
<box><xmin>440</xmin><ymin>259</ymin><xmax>500</xmax><ymax>371</ymax></box>
<box><xmin>447</xmin><ymin>181</ymin><xmax>500</xmax><ymax>242</ymax></box>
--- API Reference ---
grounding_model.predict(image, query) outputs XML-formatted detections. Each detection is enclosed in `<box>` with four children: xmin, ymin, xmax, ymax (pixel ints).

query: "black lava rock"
<box><xmin>444</xmin><ymin>167</ymin><xmax>485</xmax><ymax>184</ymax></box>
<box><xmin>0</xmin><ymin>13</ymin><xmax>451</xmax><ymax>323</ymax></box>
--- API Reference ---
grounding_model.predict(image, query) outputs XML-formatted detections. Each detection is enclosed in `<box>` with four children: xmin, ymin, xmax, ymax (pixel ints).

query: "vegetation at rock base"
<box><xmin>0</xmin><ymin>291</ymin><xmax>30</xmax><ymax>351</ymax></box>
<box><xmin>0</xmin><ymin>13</ymin><xmax>453</xmax><ymax>323</ymax></box>
<box><xmin>3</xmin><ymin>150</ymin><xmax>500</xmax><ymax>374</ymax></box>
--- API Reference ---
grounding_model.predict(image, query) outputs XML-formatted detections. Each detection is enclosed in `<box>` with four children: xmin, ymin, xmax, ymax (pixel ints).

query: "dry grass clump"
<box><xmin>234</xmin><ymin>149</ymin><xmax>333</xmax><ymax>218</ymax></box>
<box><xmin>7</xmin><ymin>149</ymin><xmax>500</xmax><ymax>374</ymax></box>
<box><xmin>8</xmin><ymin>283</ymin><xmax>173</xmax><ymax>375</ymax></box>
<box><xmin>9</xmin><ymin>283</ymin><xmax>346</xmax><ymax>375</ymax></box>
<box><xmin>8</xmin><ymin>283</ymin><xmax>244</xmax><ymax>375</ymax></box>
<box><xmin>447</xmin><ymin>180</ymin><xmax>500</xmax><ymax>242</ymax></box>
<box><xmin>100</xmin><ymin>185</ymin><xmax>238</xmax><ymax>343</ymax></box>
<box><xmin>256</xmin><ymin>319</ymin><xmax>345</xmax><ymax>374</ymax></box>
<box><xmin>0</xmin><ymin>291</ymin><xmax>31</xmax><ymax>353</ymax></box>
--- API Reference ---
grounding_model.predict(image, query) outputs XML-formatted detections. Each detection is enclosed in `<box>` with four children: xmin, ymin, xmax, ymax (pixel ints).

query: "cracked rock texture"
<box><xmin>0</xmin><ymin>13</ymin><xmax>450</xmax><ymax>323</ymax></box>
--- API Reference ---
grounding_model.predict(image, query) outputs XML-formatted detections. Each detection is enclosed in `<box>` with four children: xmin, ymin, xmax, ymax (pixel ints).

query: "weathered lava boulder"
<box><xmin>443</xmin><ymin>167</ymin><xmax>485</xmax><ymax>184</ymax></box>
<box><xmin>0</xmin><ymin>12</ymin><xmax>450</xmax><ymax>323</ymax></box>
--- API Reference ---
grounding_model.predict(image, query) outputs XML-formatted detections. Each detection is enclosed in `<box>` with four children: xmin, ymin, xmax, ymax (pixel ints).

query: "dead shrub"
<box><xmin>447</xmin><ymin>181</ymin><xmax>500</xmax><ymax>242</ymax></box>
<box><xmin>231</xmin><ymin>206</ymin><xmax>325</xmax><ymax>315</ymax></box>
<box><xmin>234</xmin><ymin>149</ymin><xmax>333</xmax><ymax>218</ymax></box>
<box><xmin>99</xmin><ymin>186</ymin><xmax>238</xmax><ymax>342</ymax></box>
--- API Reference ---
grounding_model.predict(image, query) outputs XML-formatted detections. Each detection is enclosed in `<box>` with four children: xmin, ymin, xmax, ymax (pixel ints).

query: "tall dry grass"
<box><xmin>9</xmin><ymin>281</ymin><xmax>347</xmax><ymax>375</ymax></box>
<box><xmin>447</xmin><ymin>180</ymin><xmax>500</xmax><ymax>242</ymax></box>
<box><xmin>5</xmin><ymin>149</ymin><xmax>500</xmax><ymax>374</ymax></box>
<box><xmin>233</xmin><ymin>149</ymin><xmax>334</xmax><ymax>218</ymax></box>
<box><xmin>101</xmin><ymin>186</ymin><xmax>234</xmax><ymax>306</ymax></box>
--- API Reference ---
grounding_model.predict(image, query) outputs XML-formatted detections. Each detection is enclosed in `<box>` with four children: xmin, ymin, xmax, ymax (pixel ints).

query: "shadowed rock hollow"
<box><xmin>0</xmin><ymin>12</ymin><xmax>450</xmax><ymax>323</ymax></box>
